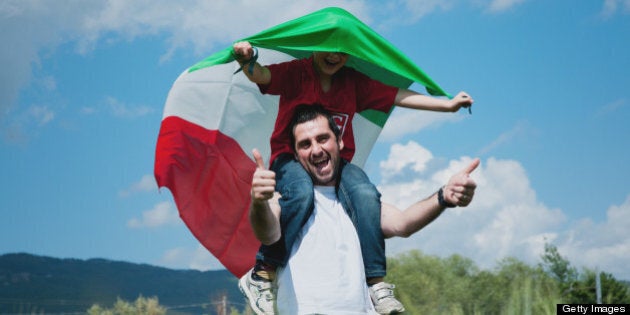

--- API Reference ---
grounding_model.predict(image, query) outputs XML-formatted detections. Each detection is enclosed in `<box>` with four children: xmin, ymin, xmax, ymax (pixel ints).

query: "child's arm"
<box><xmin>394</xmin><ymin>89</ymin><xmax>473</xmax><ymax>113</ymax></box>
<box><xmin>233</xmin><ymin>41</ymin><xmax>272</xmax><ymax>85</ymax></box>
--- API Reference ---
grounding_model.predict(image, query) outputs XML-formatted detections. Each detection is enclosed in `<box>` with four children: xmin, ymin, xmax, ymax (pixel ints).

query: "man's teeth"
<box><xmin>313</xmin><ymin>158</ymin><xmax>328</xmax><ymax>166</ymax></box>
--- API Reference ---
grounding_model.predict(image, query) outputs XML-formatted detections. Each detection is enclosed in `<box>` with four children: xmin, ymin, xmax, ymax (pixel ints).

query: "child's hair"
<box><xmin>289</xmin><ymin>104</ymin><xmax>342</xmax><ymax>150</ymax></box>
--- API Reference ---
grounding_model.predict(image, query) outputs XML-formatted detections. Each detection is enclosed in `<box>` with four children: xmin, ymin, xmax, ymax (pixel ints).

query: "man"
<box><xmin>248</xmin><ymin>105</ymin><xmax>478</xmax><ymax>314</ymax></box>
<box><xmin>234</xmin><ymin>42</ymin><xmax>472</xmax><ymax>315</ymax></box>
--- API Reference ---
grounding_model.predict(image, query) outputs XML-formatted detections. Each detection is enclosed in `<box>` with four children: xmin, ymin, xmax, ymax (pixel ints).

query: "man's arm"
<box><xmin>381</xmin><ymin>158</ymin><xmax>480</xmax><ymax>238</ymax></box>
<box><xmin>394</xmin><ymin>89</ymin><xmax>473</xmax><ymax>113</ymax></box>
<box><xmin>249</xmin><ymin>149</ymin><xmax>281</xmax><ymax>245</ymax></box>
<box><xmin>233</xmin><ymin>41</ymin><xmax>272</xmax><ymax>85</ymax></box>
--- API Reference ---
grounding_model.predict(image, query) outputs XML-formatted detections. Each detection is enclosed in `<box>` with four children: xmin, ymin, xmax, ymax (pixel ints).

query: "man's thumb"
<box><xmin>463</xmin><ymin>158</ymin><xmax>480</xmax><ymax>175</ymax></box>
<box><xmin>252</xmin><ymin>149</ymin><xmax>266</xmax><ymax>169</ymax></box>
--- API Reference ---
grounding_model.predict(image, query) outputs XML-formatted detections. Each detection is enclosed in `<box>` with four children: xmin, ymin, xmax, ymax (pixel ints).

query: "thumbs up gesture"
<box><xmin>251</xmin><ymin>149</ymin><xmax>276</xmax><ymax>202</ymax></box>
<box><xmin>443</xmin><ymin>158</ymin><xmax>480</xmax><ymax>207</ymax></box>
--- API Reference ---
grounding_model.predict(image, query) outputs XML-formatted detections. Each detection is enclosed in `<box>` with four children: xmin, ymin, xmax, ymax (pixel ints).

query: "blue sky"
<box><xmin>1</xmin><ymin>0</ymin><xmax>629</xmax><ymax>280</ymax></box>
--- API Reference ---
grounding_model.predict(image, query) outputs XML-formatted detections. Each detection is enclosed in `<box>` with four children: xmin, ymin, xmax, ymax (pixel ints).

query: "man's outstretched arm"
<box><xmin>381</xmin><ymin>158</ymin><xmax>480</xmax><ymax>238</ymax></box>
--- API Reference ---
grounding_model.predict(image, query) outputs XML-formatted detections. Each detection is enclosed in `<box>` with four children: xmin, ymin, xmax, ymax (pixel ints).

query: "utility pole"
<box><xmin>596</xmin><ymin>269</ymin><xmax>602</xmax><ymax>304</ymax></box>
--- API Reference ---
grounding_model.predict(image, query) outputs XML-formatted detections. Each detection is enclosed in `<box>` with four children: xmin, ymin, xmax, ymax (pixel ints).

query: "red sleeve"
<box><xmin>354</xmin><ymin>72</ymin><xmax>398</xmax><ymax>113</ymax></box>
<box><xmin>257</xmin><ymin>59</ymin><xmax>303</xmax><ymax>96</ymax></box>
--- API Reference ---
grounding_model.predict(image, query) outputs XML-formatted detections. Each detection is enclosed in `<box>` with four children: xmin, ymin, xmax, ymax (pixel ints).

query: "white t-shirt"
<box><xmin>276</xmin><ymin>186</ymin><xmax>377</xmax><ymax>314</ymax></box>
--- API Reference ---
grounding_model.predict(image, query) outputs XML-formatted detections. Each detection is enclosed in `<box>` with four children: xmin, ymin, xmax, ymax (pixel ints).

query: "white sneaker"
<box><xmin>238</xmin><ymin>269</ymin><xmax>276</xmax><ymax>315</ymax></box>
<box><xmin>369</xmin><ymin>282</ymin><xmax>405</xmax><ymax>314</ymax></box>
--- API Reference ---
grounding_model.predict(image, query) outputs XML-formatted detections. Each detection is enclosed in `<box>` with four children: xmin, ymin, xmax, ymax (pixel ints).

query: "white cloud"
<box><xmin>560</xmin><ymin>195</ymin><xmax>630</xmax><ymax>279</ymax></box>
<box><xmin>77</xmin><ymin>97</ymin><xmax>154</xmax><ymax>119</ymax></box>
<box><xmin>476</xmin><ymin>120</ymin><xmax>533</xmax><ymax>156</ymax></box>
<box><xmin>380</xmin><ymin>107</ymin><xmax>462</xmax><ymax>141</ymax></box>
<box><xmin>0</xmin><ymin>1</ymin><xmax>371</xmax><ymax>143</ymax></box>
<box><xmin>28</xmin><ymin>105</ymin><xmax>55</xmax><ymax>126</ymax></box>
<box><xmin>119</xmin><ymin>174</ymin><xmax>157</xmax><ymax>197</ymax></box>
<box><xmin>104</xmin><ymin>96</ymin><xmax>154</xmax><ymax>118</ymax></box>
<box><xmin>373</xmin><ymin>0</ymin><xmax>454</xmax><ymax>27</ymax></box>
<box><xmin>1</xmin><ymin>0</ymin><xmax>536</xmax><ymax>135</ymax></box>
<box><xmin>595</xmin><ymin>98</ymin><xmax>626</xmax><ymax>117</ymax></box>
<box><xmin>600</xmin><ymin>0</ymin><xmax>630</xmax><ymax>18</ymax></box>
<box><xmin>159</xmin><ymin>245</ymin><xmax>225</xmax><ymax>271</ymax></box>
<box><xmin>380</xmin><ymin>141</ymin><xmax>630</xmax><ymax>280</ymax></box>
<box><xmin>1</xmin><ymin>0</ymin><xmax>98</xmax><ymax>120</ymax></box>
<box><xmin>379</xmin><ymin>140</ymin><xmax>433</xmax><ymax>182</ymax></box>
<box><xmin>127</xmin><ymin>201</ymin><xmax>180</xmax><ymax>228</ymax></box>
<box><xmin>403</xmin><ymin>0</ymin><xmax>455</xmax><ymax>18</ymax></box>
<box><xmin>1</xmin><ymin>0</ymin><xmax>369</xmax><ymax>134</ymax></box>
<box><xmin>485</xmin><ymin>0</ymin><xmax>527</xmax><ymax>13</ymax></box>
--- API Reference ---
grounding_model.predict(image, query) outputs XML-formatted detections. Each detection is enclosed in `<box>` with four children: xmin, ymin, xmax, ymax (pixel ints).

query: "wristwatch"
<box><xmin>438</xmin><ymin>187</ymin><xmax>456</xmax><ymax>208</ymax></box>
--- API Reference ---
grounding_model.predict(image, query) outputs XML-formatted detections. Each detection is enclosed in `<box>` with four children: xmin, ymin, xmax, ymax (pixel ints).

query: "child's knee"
<box><xmin>351</xmin><ymin>183</ymin><xmax>380</xmax><ymax>201</ymax></box>
<box><xmin>281</xmin><ymin>179</ymin><xmax>313</xmax><ymax>200</ymax></box>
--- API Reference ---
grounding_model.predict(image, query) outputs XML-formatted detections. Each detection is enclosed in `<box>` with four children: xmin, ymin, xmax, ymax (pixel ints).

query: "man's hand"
<box><xmin>251</xmin><ymin>149</ymin><xmax>276</xmax><ymax>202</ymax></box>
<box><xmin>249</xmin><ymin>149</ymin><xmax>281</xmax><ymax>245</ymax></box>
<box><xmin>443</xmin><ymin>158</ymin><xmax>479</xmax><ymax>207</ymax></box>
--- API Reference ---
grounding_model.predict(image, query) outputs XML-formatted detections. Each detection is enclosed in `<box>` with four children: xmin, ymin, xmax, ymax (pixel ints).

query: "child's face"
<box><xmin>312</xmin><ymin>52</ymin><xmax>349</xmax><ymax>76</ymax></box>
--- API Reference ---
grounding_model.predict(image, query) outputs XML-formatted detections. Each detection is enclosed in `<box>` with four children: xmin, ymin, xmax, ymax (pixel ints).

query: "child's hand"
<box><xmin>451</xmin><ymin>91</ymin><xmax>474</xmax><ymax>113</ymax></box>
<box><xmin>233</xmin><ymin>41</ymin><xmax>255</xmax><ymax>61</ymax></box>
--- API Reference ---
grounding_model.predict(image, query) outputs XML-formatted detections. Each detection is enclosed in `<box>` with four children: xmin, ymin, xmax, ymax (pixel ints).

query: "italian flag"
<box><xmin>154</xmin><ymin>7</ymin><xmax>450</xmax><ymax>277</ymax></box>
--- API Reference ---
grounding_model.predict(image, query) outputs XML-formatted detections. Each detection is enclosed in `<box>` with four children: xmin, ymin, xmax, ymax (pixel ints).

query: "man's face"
<box><xmin>312</xmin><ymin>52</ymin><xmax>349</xmax><ymax>77</ymax></box>
<box><xmin>293</xmin><ymin>115</ymin><xmax>344</xmax><ymax>186</ymax></box>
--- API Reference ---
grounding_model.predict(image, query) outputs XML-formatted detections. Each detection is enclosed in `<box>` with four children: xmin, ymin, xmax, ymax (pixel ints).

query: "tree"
<box><xmin>569</xmin><ymin>269</ymin><xmax>630</xmax><ymax>304</ymax></box>
<box><xmin>539</xmin><ymin>241</ymin><xmax>578</xmax><ymax>299</ymax></box>
<box><xmin>87</xmin><ymin>296</ymin><xmax>166</xmax><ymax>315</ymax></box>
<box><xmin>539</xmin><ymin>241</ymin><xmax>630</xmax><ymax>304</ymax></box>
<box><xmin>386</xmin><ymin>250</ymin><xmax>560</xmax><ymax>315</ymax></box>
<box><xmin>495</xmin><ymin>257</ymin><xmax>560</xmax><ymax>315</ymax></box>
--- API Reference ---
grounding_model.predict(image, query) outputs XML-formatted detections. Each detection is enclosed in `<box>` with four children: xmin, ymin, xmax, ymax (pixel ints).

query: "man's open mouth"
<box><xmin>312</xmin><ymin>157</ymin><xmax>330</xmax><ymax>170</ymax></box>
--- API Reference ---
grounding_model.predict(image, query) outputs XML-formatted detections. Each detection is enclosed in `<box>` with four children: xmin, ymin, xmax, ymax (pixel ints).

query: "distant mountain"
<box><xmin>0</xmin><ymin>253</ymin><xmax>244</xmax><ymax>314</ymax></box>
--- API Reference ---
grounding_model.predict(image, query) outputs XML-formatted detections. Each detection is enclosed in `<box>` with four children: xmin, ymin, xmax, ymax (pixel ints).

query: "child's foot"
<box><xmin>369</xmin><ymin>282</ymin><xmax>405</xmax><ymax>314</ymax></box>
<box><xmin>238</xmin><ymin>268</ymin><xmax>275</xmax><ymax>315</ymax></box>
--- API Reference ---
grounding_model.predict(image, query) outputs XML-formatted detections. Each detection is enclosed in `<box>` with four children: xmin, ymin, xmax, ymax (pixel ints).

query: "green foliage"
<box><xmin>539</xmin><ymin>241</ymin><xmax>578</xmax><ymax>299</ymax></box>
<box><xmin>569</xmin><ymin>269</ymin><xmax>630</xmax><ymax>304</ymax></box>
<box><xmin>0</xmin><ymin>253</ymin><xmax>241</xmax><ymax>314</ymax></box>
<box><xmin>539</xmin><ymin>242</ymin><xmax>630</xmax><ymax>304</ymax></box>
<box><xmin>87</xmin><ymin>296</ymin><xmax>166</xmax><ymax>315</ymax></box>
<box><xmin>4</xmin><ymin>247</ymin><xmax>629</xmax><ymax>315</ymax></box>
<box><xmin>385</xmin><ymin>242</ymin><xmax>628</xmax><ymax>314</ymax></box>
<box><xmin>387</xmin><ymin>251</ymin><xmax>560</xmax><ymax>315</ymax></box>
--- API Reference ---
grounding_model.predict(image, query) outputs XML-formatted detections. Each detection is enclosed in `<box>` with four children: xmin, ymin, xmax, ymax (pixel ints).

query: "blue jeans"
<box><xmin>256</xmin><ymin>154</ymin><xmax>386</xmax><ymax>279</ymax></box>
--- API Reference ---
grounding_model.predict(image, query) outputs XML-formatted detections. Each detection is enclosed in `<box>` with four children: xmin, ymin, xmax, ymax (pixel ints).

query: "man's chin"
<box><xmin>312</xmin><ymin>173</ymin><xmax>334</xmax><ymax>186</ymax></box>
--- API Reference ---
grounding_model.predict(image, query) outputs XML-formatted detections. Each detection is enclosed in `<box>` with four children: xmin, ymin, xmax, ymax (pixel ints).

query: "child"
<box><xmin>234</xmin><ymin>41</ymin><xmax>473</xmax><ymax>315</ymax></box>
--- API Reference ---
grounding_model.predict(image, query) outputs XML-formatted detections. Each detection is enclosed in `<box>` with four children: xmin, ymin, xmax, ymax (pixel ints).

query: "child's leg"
<box><xmin>337</xmin><ymin>161</ymin><xmax>404</xmax><ymax>314</ymax></box>
<box><xmin>337</xmin><ymin>160</ymin><xmax>386</xmax><ymax>280</ymax></box>
<box><xmin>255</xmin><ymin>154</ymin><xmax>314</xmax><ymax>268</ymax></box>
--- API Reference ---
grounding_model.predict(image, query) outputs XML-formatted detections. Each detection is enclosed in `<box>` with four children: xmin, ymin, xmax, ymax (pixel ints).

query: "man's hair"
<box><xmin>289</xmin><ymin>104</ymin><xmax>341</xmax><ymax>150</ymax></box>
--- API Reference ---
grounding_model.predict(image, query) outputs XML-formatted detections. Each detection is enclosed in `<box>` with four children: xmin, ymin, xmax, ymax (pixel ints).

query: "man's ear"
<box><xmin>338</xmin><ymin>138</ymin><xmax>344</xmax><ymax>151</ymax></box>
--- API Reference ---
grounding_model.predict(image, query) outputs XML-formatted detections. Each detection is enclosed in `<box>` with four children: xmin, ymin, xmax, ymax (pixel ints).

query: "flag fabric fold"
<box><xmin>154</xmin><ymin>7</ymin><xmax>450</xmax><ymax>277</ymax></box>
